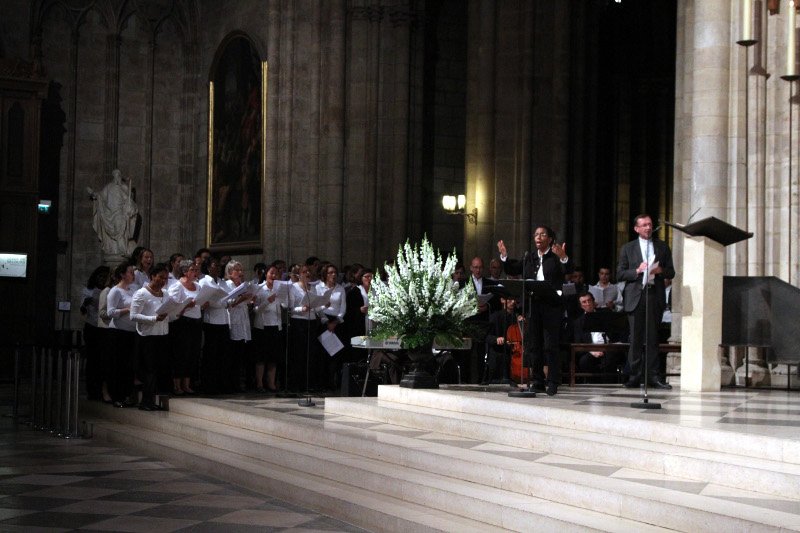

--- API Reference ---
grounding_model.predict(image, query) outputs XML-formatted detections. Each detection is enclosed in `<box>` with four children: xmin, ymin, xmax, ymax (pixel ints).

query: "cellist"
<box><xmin>485</xmin><ymin>295</ymin><xmax>525</xmax><ymax>384</ymax></box>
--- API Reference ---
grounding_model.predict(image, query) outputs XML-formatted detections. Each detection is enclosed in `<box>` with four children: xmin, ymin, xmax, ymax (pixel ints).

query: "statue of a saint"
<box><xmin>87</xmin><ymin>169</ymin><xmax>138</xmax><ymax>259</ymax></box>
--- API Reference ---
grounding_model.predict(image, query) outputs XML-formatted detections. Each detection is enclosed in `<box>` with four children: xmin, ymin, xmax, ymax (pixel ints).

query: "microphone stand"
<box><xmin>510</xmin><ymin>252</ymin><xmax>536</xmax><ymax>398</ymax></box>
<box><xmin>631</xmin><ymin>241</ymin><xmax>661</xmax><ymax>410</ymax></box>
<box><xmin>277</xmin><ymin>290</ymin><xmax>295</xmax><ymax>398</ymax></box>
<box><xmin>298</xmin><ymin>282</ymin><xmax>315</xmax><ymax>407</ymax></box>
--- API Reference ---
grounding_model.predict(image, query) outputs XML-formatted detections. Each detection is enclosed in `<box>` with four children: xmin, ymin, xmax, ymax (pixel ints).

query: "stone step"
<box><xmin>88</xmin><ymin>413</ymin><xmax>508</xmax><ymax>533</ymax></box>
<box><xmin>156</xmin><ymin>399</ymin><xmax>800</xmax><ymax>532</ymax></box>
<box><xmin>323</xmin><ymin>395</ymin><xmax>800</xmax><ymax>500</ymax></box>
<box><xmin>376</xmin><ymin>386</ymin><xmax>800</xmax><ymax>466</ymax></box>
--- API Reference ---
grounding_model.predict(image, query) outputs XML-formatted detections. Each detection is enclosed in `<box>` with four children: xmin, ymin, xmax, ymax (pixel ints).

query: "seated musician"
<box><xmin>574</xmin><ymin>292</ymin><xmax>625</xmax><ymax>377</ymax></box>
<box><xmin>485</xmin><ymin>295</ymin><xmax>524</xmax><ymax>384</ymax></box>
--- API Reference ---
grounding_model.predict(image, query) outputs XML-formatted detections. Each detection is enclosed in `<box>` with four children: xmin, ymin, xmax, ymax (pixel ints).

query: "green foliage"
<box><xmin>369</xmin><ymin>236</ymin><xmax>478</xmax><ymax>349</ymax></box>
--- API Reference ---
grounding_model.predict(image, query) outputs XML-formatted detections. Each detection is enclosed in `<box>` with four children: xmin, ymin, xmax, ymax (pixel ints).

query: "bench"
<box><xmin>569</xmin><ymin>343</ymin><xmax>681</xmax><ymax>387</ymax></box>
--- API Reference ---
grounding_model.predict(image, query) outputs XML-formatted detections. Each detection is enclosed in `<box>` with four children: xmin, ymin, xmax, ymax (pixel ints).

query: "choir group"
<box><xmin>80</xmin><ymin>247</ymin><xmax>376</xmax><ymax>411</ymax></box>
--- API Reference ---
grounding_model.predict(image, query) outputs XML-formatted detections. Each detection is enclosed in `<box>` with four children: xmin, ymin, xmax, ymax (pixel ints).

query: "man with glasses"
<box><xmin>617</xmin><ymin>214</ymin><xmax>675</xmax><ymax>390</ymax></box>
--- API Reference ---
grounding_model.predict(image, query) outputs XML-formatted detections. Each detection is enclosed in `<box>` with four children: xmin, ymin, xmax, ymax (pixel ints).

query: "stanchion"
<box><xmin>71</xmin><ymin>351</ymin><xmax>82</xmax><ymax>438</ymax></box>
<box><xmin>35</xmin><ymin>347</ymin><xmax>47</xmax><ymax>429</ymax></box>
<box><xmin>54</xmin><ymin>349</ymin><xmax>65</xmax><ymax>436</ymax></box>
<box><xmin>4</xmin><ymin>345</ymin><xmax>21</xmax><ymax>419</ymax></box>
<box><xmin>44</xmin><ymin>349</ymin><xmax>54</xmax><ymax>431</ymax></box>
<box><xmin>25</xmin><ymin>346</ymin><xmax>38</xmax><ymax>427</ymax></box>
<box><xmin>61</xmin><ymin>352</ymin><xmax>74</xmax><ymax>438</ymax></box>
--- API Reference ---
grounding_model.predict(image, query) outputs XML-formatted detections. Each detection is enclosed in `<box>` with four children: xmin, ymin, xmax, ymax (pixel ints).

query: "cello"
<box><xmin>507</xmin><ymin>314</ymin><xmax>529</xmax><ymax>384</ymax></box>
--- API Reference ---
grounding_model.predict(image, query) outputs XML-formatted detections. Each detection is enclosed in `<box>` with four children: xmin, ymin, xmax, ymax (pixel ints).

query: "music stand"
<box><xmin>492</xmin><ymin>280</ymin><xmax>560</xmax><ymax>398</ymax></box>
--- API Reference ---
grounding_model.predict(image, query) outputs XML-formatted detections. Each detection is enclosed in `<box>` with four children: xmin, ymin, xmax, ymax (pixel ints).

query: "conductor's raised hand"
<box><xmin>497</xmin><ymin>240</ymin><xmax>507</xmax><ymax>257</ymax></box>
<box><xmin>551</xmin><ymin>242</ymin><xmax>567</xmax><ymax>259</ymax></box>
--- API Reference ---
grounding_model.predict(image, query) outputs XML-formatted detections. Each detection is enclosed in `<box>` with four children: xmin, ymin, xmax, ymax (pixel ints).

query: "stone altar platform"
<box><xmin>82</xmin><ymin>385</ymin><xmax>800</xmax><ymax>532</ymax></box>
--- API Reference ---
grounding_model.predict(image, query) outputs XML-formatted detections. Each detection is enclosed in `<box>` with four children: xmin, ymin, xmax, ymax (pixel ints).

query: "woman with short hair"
<box><xmin>167</xmin><ymin>259</ymin><xmax>203</xmax><ymax>395</ymax></box>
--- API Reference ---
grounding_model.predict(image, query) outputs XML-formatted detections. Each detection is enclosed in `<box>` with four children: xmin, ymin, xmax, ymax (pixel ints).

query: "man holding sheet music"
<box><xmin>463</xmin><ymin>257</ymin><xmax>498</xmax><ymax>383</ymax></box>
<box><xmin>497</xmin><ymin>225</ymin><xmax>572</xmax><ymax>396</ymax></box>
<box><xmin>617</xmin><ymin>214</ymin><xmax>675</xmax><ymax>390</ymax></box>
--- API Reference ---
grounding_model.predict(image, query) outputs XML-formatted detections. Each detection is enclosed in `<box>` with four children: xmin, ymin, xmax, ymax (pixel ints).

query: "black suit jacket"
<box><xmin>502</xmin><ymin>250</ymin><xmax>573</xmax><ymax>306</ymax></box>
<box><xmin>616</xmin><ymin>238</ymin><xmax>675</xmax><ymax>314</ymax></box>
<box><xmin>469</xmin><ymin>276</ymin><xmax>500</xmax><ymax>320</ymax></box>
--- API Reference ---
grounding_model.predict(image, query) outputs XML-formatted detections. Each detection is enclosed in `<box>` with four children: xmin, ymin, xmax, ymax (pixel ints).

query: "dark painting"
<box><xmin>208</xmin><ymin>36</ymin><xmax>263</xmax><ymax>251</ymax></box>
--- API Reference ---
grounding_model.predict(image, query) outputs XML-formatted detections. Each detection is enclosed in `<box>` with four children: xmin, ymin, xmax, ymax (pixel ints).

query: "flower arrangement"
<box><xmin>369</xmin><ymin>236</ymin><xmax>478</xmax><ymax>350</ymax></box>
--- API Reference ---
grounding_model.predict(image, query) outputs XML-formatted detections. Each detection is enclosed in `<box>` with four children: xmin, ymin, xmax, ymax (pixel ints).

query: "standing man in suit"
<box><xmin>465</xmin><ymin>257</ymin><xmax>498</xmax><ymax>383</ymax></box>
<box><xmin>617</xmin><ymin>214</ymin><xmax>675</xmax><ymax>389</ymax></box>
<box><xmin>497</xmin><ymin>226</ymin><xmax>572</xmax><ymax>395</ymax></box>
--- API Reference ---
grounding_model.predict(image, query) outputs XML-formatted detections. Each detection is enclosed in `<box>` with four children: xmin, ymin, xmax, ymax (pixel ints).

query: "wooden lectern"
<box><xmin>666</xmin><ymin>217</ymin><xmax>752</xmax><ymax>391</ymax></box>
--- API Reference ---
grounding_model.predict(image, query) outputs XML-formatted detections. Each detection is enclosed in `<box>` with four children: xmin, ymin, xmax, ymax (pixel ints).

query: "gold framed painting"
<box><xmin>207</xmin><ymin>33</ymin><xmax>267</xmax><ymax>253</ymax></box>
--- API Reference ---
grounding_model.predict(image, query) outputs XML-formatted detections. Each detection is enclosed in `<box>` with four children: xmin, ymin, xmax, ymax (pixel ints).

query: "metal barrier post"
<box><xmin>35</xmin><ymin>348</ymin><xmax>47</xmax><ymax>429</ymax></box>
<box><xmin>25</xmin><ymin>346</ymin><xmax>38</xmax><ymax>426</ymax></box>
<box><xmin>44</xmin><ymin>349</ymin><xmax>53</xmax><ymax>431</ymax></box>
<box><xmin>53</xmin><ymin>349</ymin><xmax>64</xmax><ymax>436</ymax></box>
<box><xmin>4</xmin><ymin>345</ymin><xmax>21</xmax><ymax>419</ymax></box>
<box><xmin>71</xmin><ymin>351</ymin><xmax>81</xmax><ymax>438</ymax></box>
<box><xmin>61</xmin><ymin>353</ymin><xmax>73</xmax><ymax>438</ymax></box>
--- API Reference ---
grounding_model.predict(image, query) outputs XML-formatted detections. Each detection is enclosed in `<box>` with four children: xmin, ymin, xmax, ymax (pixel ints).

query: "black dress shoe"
<box><xmin>649</xmin><ymin>379</ymin><xmax>673</xmax><ymax>390</ymax></box>
<box><xmin>546</xmin><ymin>383</ymin><xmax>558</xmax><ymax>396</ymax></box>
<box><xmin>623</xmin><ymin>379</ymin><xmax>640</xmax><ymax>388</ymax></box>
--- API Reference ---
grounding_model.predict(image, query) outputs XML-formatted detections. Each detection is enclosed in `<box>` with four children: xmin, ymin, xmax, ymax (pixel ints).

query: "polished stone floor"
<box><xmin>0</xmin><ymin>414</ymin><xmax>366</xmax><ymax>532</ymax></box>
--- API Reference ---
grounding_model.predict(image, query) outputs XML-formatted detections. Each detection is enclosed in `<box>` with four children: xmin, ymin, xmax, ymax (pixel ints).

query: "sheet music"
<box><xmin>476</xmin><ymin>293</ymin><xmax>493</xmax><ymax>306</ymax></box>
<box><xmin>194</xmin><ymin>284</ymin><xmax>228</xmax><ymax>307</ymax></box>
<box><xmin>319</xmin><ymin>330</ymin><xmax>345</xmax><ymax>356</ymax></box>
<box><xmin>307</xmin><ymin>287</ymin><xmax>334</xmax><ymax>308</ymax></box>
<box><xmin>227</xmin><ymin>280</ymin><xmax>255</xmax><ymax>300</ymax></box>
<box><xmin>155</xmin><ymin>297</ymin><xmax>185</xmax><ymax>316</ymax></box>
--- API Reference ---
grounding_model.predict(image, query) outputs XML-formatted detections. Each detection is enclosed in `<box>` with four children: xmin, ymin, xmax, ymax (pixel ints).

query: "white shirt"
<box><xmin>289</xmin><ymin>282</ymin><xmax>318</xmax><ymax>321</ymax></box>
<box><xmin>318</xmin><ymin>283</ymin><xmax>346</xmax><ymax>324</ymax></box>
<box><xmin>107</xmin><ymin>285</ymin><xmax>137</xmax><ymax>332</ymax></box>
<box><xmin>130</xmin><ymin>287</ymin><xmax>169</xmax><ymax>336</ymax></box>
<box><xmin>168</xmin><ymin>280</ymin><xmax>202</xmax><ymax>320</ymax></box>
<box><xmin>253</xmin><ymin>281</ymin><xmax>288</xmax><ymax>330</ymax></box>
<box><xmin>98</xmin><ymin>287</ymin><xmax>112</xmax><ymax>329</ymax></box>
<box><xmin>226</xmin><ymin>279</ymin><xmax>251</xmax><ymax>341</ymax></box>
<box><xmin>199</xmin><ymin>276</ymin><xmax>230</xmax><ymax>326</ymax></box>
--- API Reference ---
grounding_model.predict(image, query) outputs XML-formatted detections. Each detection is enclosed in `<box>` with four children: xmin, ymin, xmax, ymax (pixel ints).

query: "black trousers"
<box><xmin>137</xmin><ymin>334</ymin><xmax>168</xmax><ymax>407</ymax></box>
<box><xmin>201</xmin><ymin>323</ymin><xmax>229</xmax><ymax>394</ymax></box>
<box><xmin>111</xmin><ymin>328</ymin><xmax>136</xmax><ymax>402</ymax></box>
<box><xmin>627</xmin><ymin>288</ymin><xmax>661</xmax><ymax>381</ymax></box>
<box><xmin>524</xmin><ymin>302</ymin><xmax>563</xmax><ymax>385</ymax></box>
<box><xmin>290</xmin><ymin>318</ymin><xmax>319</xmax><ymax>392</ymax></box>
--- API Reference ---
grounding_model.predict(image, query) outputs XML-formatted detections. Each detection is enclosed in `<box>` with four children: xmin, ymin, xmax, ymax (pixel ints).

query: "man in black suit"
<box><xmin>573</xmin><ymin>292</ymin><xmax>625</xmax><ymax>377</ymax></box>
<box><xmin>617</xmin><ymin>214</ymin><xmax>675</xmax><ymax>389</ymax></box>
<box><xmin>464</xmin><ymin>256</ymin><xmax>498</xmax><ymax>383</ymax></box>
<box><xmin>497</xmin><ymin>226</ymin><xmax>572</xmax><ymax>395</ymax></box>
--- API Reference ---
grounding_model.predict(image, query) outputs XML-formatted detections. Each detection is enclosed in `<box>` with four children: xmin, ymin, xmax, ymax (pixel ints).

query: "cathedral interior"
<box><xmin>0</xmin><ymin>0</ymin><xmax>798</xmax><ymax>385</ymax></box>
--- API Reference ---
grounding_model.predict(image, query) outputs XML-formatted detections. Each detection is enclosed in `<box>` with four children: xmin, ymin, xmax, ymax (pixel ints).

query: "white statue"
<box><xmin>87</xmin><ymin>169</ymin><xmax>138</xmax><ymax>259</ymax></box>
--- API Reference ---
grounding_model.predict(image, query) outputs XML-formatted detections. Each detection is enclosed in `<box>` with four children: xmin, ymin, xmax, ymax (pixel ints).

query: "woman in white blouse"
<box><xmin>167</xmin><ymin>260</ymin><xmax>203</xmax><ymax>395</ymax></box>
<box><xmin>225</xmin><ymin>260</ymin><xmax>253</xmax><ymax>392</ymax></box>
<box><xmin>80</xmin><ymin>265</ymin><xmax>110</xmax><ymax>402</ymax></box>
<box><xmin>133</xmin><ymin>247</ymin><xmax>154</xmax><ymax>290</ymax></box>
<box><xmin>198</xmin><ymin>256</ymin><xmax>229</xmax><ymax>394</ymax></box>
<box><xmin>130</xmin><ymin>263</ymin><xmax>170</xmax><ymax>411</ymax></box>
<box><xmin>252</xmin><ymin>265</ymin><xmax>287</xmax><ymax>392</ymax></box>
<box><xmin>106</xmin><ymin>262</ymin><xmax>138</xmax><ymax>407</ymax></box>
<box><xmin>318</xmin><ymin>264</ymin><xmax>347</xmax><ymax>390</ymax></box>
<box><xmin>289</xmin><ymin>264</ymin><xmax>321</xmax><ymax>392</ymax></box>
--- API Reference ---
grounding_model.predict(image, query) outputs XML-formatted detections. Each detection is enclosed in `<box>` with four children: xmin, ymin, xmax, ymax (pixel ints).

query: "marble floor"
<box><xmin>5</xmin><ymin>383</ymin><xmax>799</xmax><ymax>532</ymax></box>
<box><xmin>0</xmin><ymin>414</ymin><xmax>366</xmax><ymax>532</ymax></box>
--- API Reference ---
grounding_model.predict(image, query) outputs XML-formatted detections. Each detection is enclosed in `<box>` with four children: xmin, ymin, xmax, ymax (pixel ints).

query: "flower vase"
<box><xmin>399</xmin><ymin>343</ymin><xmax>438</xmax><ymax>389</ymax></box>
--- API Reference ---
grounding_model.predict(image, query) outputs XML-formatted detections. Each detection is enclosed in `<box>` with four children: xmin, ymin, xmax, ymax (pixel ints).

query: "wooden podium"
<box><xmin>666</xmin><ymin>217</ymin><xmax>752</xmax><ymax>391</ymax></box>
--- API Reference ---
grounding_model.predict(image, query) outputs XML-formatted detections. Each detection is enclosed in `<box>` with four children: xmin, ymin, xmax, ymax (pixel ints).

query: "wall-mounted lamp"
<box><xmin>441</xmin><ymin>194</ymin><xmax>477</xmax><ymax>225</ymax></box>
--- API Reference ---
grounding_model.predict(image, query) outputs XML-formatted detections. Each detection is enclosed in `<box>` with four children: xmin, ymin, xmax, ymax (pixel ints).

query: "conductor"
<box><xmin>497</xmin><ymin>226</ymin><xmax>572</xmax><ymax>395</ymax></box>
